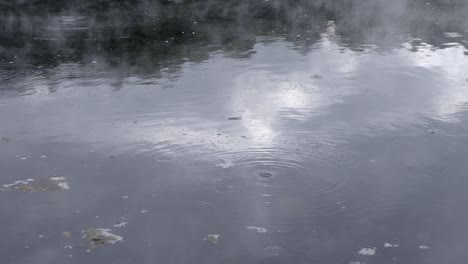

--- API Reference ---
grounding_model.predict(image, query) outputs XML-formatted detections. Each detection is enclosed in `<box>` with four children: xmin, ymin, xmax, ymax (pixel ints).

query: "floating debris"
<box><xmin>63</xmin><ymin>245</ymin><xmax>73</xmax><ymax>249</ymax></box>
<box><xmin>62</xmin><ymin>231</ymin><xmax>72</xmax><ymax>238</ymax></box>
<box><xmin>205</xmin><ymin>234</ymin><xmax>220</xmax><ymax>243</ymax></box>
<box><xmin>114</xmin><ymin>222</ymin><xmax>128</xmax><ymax>228</ymax></box>
<box><xmin>1</xmin><ymin>177</ymin><xmax>70</xmax><ymax>192</ymax></box>
<box><xmin>16</xmin><ymin>155</ymin><xmax>27</xmax><ymax>160</ymax></box>
<box><xmin>140</xmin><ymin>210</ymin><xmax>149</xmax><ymax>214</ymax></box>
<box><xmin>419</xmin><ymin>245</ymin><xmax>430</xmax><ymax>250</ymax></box>
<box><xmin>227</xmin><ymin>116</ymin><xmax>242</xmax><ymax>120</ymax></box>
<box><xmin>82</xmin><ymin>228</ymin><xmax>123</xmax><ymax>249</ymax></box>
<box><xmin>40</xmin><ymin>155</ymin><xmax>47</xmax><ymax>159</ymax></box>
<box><xmin>384</xmin><ymin>243</ymin><xmax>399</xmax><ymax>248</ymax></box>
<box><xmin>122</xmin><ymin>195</ymin><xmax>129</xmax><ymax>199</ymax></box>
<box><xmin>38</xmin><ymin>235</ymin><xmax>45</xmax><ymax>239</ymax></box>
<box><xmin>358</xmin><ymin>247</ymin><xmax>376</xmax><ymax>256</ymax></box>
<box><xmin>245</xmin><ymin>226</ymin><xmax>268</xmax><ymax>233</ymax></box>
<box><xmin>349</xmin><ymin>262</ymin><xmax>364</xmax><ymax>264</ymax></box>
<box><xmin>0</xmin><ymin>137</ymin><xmax>9</xmax><ymax>142</ymax></box>
<box><xmin>258</xmin><ymin>171</ymin><xmax>273</xmax><ymax>178</ymax></box>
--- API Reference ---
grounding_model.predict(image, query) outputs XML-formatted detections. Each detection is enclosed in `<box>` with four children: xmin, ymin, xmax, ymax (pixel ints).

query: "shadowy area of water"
<box><xmin>1</xmin><ymin>0</ymin><xmax>468</xmax><ymax>263</ymax></box>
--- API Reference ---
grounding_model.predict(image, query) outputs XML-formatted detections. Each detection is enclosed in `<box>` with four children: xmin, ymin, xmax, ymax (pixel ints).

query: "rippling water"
<box><xmin>1</xmin><ymin>0</ymin><xmax>468</xmax><ymax>263</ymax></box>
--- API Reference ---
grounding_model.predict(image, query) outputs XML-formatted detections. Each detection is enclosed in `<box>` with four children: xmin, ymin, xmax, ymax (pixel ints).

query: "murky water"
<box><xmin>1</xmin><ymin>0</ymin><xmax>468</xmax><ymax>263</ymax></box>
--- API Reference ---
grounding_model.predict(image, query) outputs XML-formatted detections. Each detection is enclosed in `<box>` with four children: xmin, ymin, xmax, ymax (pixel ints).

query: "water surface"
<box><xmin>1</xmin><ymin>0</ymin><xmax>468</xmax><ymax>263</ymax></box>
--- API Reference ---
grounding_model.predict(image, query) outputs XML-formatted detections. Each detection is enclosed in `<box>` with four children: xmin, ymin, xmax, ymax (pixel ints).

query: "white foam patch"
<box><xmin>419</xmin><ymin>245</ymin><xmax>430</xmax><ymax>250</ymax></box>
<box><xmin>50</xmin><ymin>177</ymin><xmax>70</xmax><ymax>190</ymax></box>
<box><xmin>3</xmin><ymin>178</ymin><xmax>35</xmax><ymax>189</ymax></box>
<box><xmin>114</xmin><ymin>222</ymin><xmax>128</xmax><ymax>228</ymax></box>
<box><xmin>444</xmin><ymin>32</ymin><xmax>462</xmax><ymax>38</ymax></box>
<box><xmin>384</xmin><ymin>243</ymin><xmax>399</xmax><ymax>248</ymax></box>
<box><xmin>215</xmin><ymin>160</ymin><xmax>235</xmax><ymax>168</ymax></box>
<box><xmin>358</xmin><ymin>248</ymin><xmax>376</xmax><ymax>256</ymax></box>
<box><xmin>205</xmin><ymin>234</ymin><xmax>220</xmax><ymax>243</ymax></box>
<box><xmin>50</xmin><ymin>177</ymin><xmax>66</xmax><ymax>181</ymax></box>
<box><xmin>245</xmin><ymin>226</ymin><xmax>268</xmax><ymax>233</ymax></box>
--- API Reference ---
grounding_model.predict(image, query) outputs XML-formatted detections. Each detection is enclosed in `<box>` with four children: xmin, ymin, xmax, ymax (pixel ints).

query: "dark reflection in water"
<box><xmin>0</xmin><ymin>0</ymin><xmax>468</xmax><ymax>263</ymax></box>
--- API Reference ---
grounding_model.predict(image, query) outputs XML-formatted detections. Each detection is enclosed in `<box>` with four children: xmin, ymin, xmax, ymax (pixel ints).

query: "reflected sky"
<box><xmin>1</xmin><ymin>1</ymin><xmax>468</xmax><ymax>264</ymax></box>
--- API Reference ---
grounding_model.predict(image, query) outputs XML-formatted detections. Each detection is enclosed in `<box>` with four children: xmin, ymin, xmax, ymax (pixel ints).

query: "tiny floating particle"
<box><xmin>114</xmin><ymin>222</ymin><xmax>128</xmax><ymax>228</ymax></box>
<box><xmin>63</xmin><ymin>245</ymin><xmax>73</xmax><ymax>249</ymax></box>
<box><xmin>140</xmin><ymin>210</ymin><xmax>149</xmax><ymax>214</ymax></box>
<box><xmin>227</xmin><ymin>116</ymin><xmax>242</xmax><ymax>120</ymax></box>
<box><xmin>82</xmin><ymin>228</ymin><xmax>123</xmax><ymax>249</ymax></box>
<box><xmin>384</xmin><ymin>243</ymin><xmax>398</xmax><ymax>248</ymax></box>
<box><xmin>40</xmin><ymin>155</ymin><xmax>47</xmax><ymax>158</ymax></box>
<box><xmin>245</xmin><ymin>226</ymin><xmax>268</xmax><ymax>233</ymax></box>
<box><xmin>358</xmin><ymin>247</ymin><xmax>376</xmax><ymax>256</ymax></box>
<box><xmin>205</xmin><ymin>234</ymin><xmax>220</xmax><ymax>243</ymax></box>
<box><xmin>419</xmin><ymin>245</ymin><xmax>430</xmax><ymax>250</ymax></box>
<box><xmin>349</xmin><ymin>262</ymin><xmax>364</xmax><ymax>264</ymax></box>
<box><xmin>122</xmin><ymin>196</ymin><xmax>129</xmax><ymax>199</ymax></box>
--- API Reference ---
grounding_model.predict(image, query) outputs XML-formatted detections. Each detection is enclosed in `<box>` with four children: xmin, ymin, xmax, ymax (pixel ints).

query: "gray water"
<box><xmin>1</xmin><ymin>0</ymin><xmax>468</xmax><ymax>263</ymax></box>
